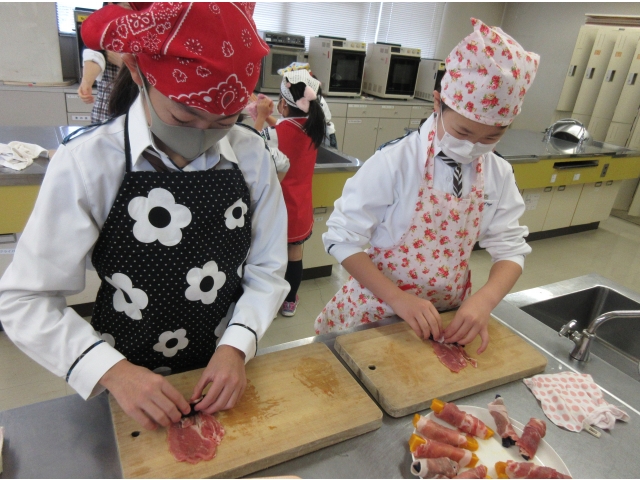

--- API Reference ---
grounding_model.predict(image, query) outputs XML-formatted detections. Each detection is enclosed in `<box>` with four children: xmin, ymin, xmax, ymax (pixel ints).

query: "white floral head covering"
<box><xmin>440</xmin><ymin>18</ymin><xmax>540</xmax><ymax>126</ymax></box>
<box><xmin>278</xmin><ymin>62</ymin><xmax>321</xmax><ymax>113</ymax></box>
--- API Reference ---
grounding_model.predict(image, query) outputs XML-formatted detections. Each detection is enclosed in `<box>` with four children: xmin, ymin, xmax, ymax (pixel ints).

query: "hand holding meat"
<box><xmin>388</xmin><ymin>290</ymin><xmax>443</xmax><ymax>340</ymax></box>
<box><xmin>99</xmin><ymin>359</ymin><xmax>191</xmax><ymax>430</ymax></box>
<box><xmin>256</xmin><ymin>97</ymin><xmax>274</xmax><ymax>118</ymax></box>
<box><xmin>443</xmin><ymin>293</ymin><xmax>491</xmax><ymax>354</ymax></box>
<box><xmin>191</xmin><ymin>345</ymin><xmax>247</xmax><ymax>414</ymax></box>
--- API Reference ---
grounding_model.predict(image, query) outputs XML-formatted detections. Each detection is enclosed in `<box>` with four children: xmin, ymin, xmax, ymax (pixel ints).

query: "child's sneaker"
<box><xmin>281</xmin><ymin>295</ymin><xmax>299</xmax><ymax>317</ymax></box>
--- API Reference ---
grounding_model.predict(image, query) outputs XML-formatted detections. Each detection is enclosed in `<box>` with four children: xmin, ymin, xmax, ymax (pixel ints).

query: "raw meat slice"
<box><xmin>413</xmin><ymin>415</ymin><xmax>478</xmax><ymax>451</ymax></box>
<box><xmin>488</xmin><ymin>395</ymin><xmax>520</xmax><ymax>447</ymax></box>
<box><xmin>410</xmin><ymin>457</ymin><xmax>459</xmax><ymax>479</ymax></box>
<box><xmin>496</xmin><ymin>460</ymin><xmax>571</xmax><ymax>479</ymax></box>
<box><xmin>454</xmin><ymin>465</ymin><xmax>488</xmax><ymax>479</ymax></box>
<box><xmin>457</xmin><ymin>346</ymin><xmax>478</xmax><ymax>368</ymax></box>
<box><xmin>430</xmin><ymin>340</ymin><xmax>468</xmax><ymax>373</ymax></box>
<box><xmin>431</xmin><ymin>399</ymin><xmax>494</xmax><ymax>440</ymax></box>
<box><xmin>515</xmin><ymin>418</ymin><xmax>546</xmax><ymax>460</ymax></box>
<box><xmin>409</xmin><ymin>434</ymin><xmax>479</xmax><ymax>468</ymax></box>
<box><xmin>167</xmin><ymin>412</ymin><xmax>225</xmax><ymax>464</ymax></box>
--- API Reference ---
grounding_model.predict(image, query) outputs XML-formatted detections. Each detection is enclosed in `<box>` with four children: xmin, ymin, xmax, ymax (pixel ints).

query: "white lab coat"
<box><xmin>323</xmin><ymin>114</ymin><xmax>532</xmax><ymax>269</ymax></box>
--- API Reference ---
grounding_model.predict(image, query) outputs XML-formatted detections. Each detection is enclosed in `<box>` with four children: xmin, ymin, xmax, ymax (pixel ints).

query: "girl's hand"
<box><xmin>191</xmin><ymin>345</ymin><xmax>247</xmax><ymax>414</ymax></box>
<box><xmin>256</xmin><ymin>97</ymin><xmax>274</xmax><ymax>117</ymax></box>
<box><xmin>77</xmin><ymin>81</ymin><xmax>94</xmax><ymax>104</ymax></box>
<box><xmin>388</xmin><ymin>291</ymin><xmax>442</xmax><ymax>341</ymax></box>
<box><xmin>100</xmin><ymin>360</ymin><xmax>191</xmax><ymax>430</ymax></box>
<box><xmin>444</xmin><ymin>293</ymin><xmax>491</xmax><ymax>354</ymax></box>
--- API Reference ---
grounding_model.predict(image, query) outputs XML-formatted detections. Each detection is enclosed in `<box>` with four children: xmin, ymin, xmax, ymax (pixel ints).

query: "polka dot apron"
<box><xmin>91</xmin><ymin>114</ymin><xmax>251</xmax><ymax>373</ymax></box>
<box><xmin>315</xmin><ymin>125</ymin><xmax>485</xmax><ymax>334</ymax></box>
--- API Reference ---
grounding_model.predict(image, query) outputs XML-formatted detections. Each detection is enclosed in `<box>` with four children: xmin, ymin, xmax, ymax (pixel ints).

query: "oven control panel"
<box><xmin>260</xmin><ymin>31</ymin><xmax>306</xmax><ymax>49</ymax></box>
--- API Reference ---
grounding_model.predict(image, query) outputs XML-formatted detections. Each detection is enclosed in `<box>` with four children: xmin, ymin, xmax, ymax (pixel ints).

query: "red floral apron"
<box><xmin>315</xmin><ymin>123</ymin><xmax>485</xmax><ymax>334</ymax></box>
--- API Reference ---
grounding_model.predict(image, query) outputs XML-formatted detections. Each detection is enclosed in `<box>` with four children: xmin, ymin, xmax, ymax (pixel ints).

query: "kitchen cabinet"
<box><xmin>519</xmin><ymin>187</ymin><xmax>554</xmax><ymax>233</ymax></box>
<box><xmin>571</xmin><ymin>180</ymin><xmax>622</xmax><ymax>225</ymax></box>
<box><xmin>65</xmin><ymin>93</ymin><xmax>93</xmax><ymax>126</ymax></box>
<box><xmin>342</xmin><ymin>117</ymin><xmax>380</xmax><ymax>161</ymax></box>
<box><xmin>0</xmin><ymin>90</ymin><xmax>67</xmax><ymax>126</ymax></box>
<box><xmin>331</xmin><ymin>116</ymin><xmax>346</xmax><ymax>151</ymax></box>
<box><xmin>374</xmin><ymin>117</ymin><xmax>411</xmax><ymax>149</ymax></box>
<box><xmin>542</xmin><ymin>184</ymin><xmax>583</xmax><ymax>231</ymax></box>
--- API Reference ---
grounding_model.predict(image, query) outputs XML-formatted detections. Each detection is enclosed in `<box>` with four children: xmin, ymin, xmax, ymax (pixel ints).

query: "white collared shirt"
<box><xmin>0</xmin><ymin>96</ymin><xmax>289</xmax><ymax>399</ymax></box>
<box><xmin>323</xmin><ymin>114</ymin><xmax>531</xmax><ymax>269</ymax></box>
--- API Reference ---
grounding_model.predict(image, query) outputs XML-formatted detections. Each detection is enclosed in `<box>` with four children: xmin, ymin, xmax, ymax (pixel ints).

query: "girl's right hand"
<box><xmin>99</xmin><ymin>360</ymin><xmax>191</xmax><ymax>430</ymax></box>
<box><xmin>388</xmin><ymin>291</ymin><xmax>443</xmax><ymax>340</ymax></box>
<box><xmin>77</xmin><ymin>82</ymin><xmax>94</xmax><ymax>104</ymax></box>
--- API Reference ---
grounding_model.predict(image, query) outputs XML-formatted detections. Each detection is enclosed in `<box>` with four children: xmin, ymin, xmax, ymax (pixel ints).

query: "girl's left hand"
<box><xmin>256</xmin><ymin>97</ymin><xmax>274</xmax><ymax>117</ymax></box>
<box><xmin>191</xmin><ymin>345</ymin><xmax>247</xmax><ymax>414</ymax></box>
<box><xmin>443</xmin><ymin>293</ymin><xmax>492</xmax><ymax>354</ymax></box>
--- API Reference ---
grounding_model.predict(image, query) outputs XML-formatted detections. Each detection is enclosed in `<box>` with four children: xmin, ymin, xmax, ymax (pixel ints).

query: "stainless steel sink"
<box><xmin>511</xmin><ymin>277</ymin><xmax>640</xmax><ymax>382</ymax></box>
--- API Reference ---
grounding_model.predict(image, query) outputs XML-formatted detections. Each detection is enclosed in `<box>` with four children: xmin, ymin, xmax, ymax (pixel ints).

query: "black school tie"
<box><xmin>439</xmin><ymin>152</ymin><xmax>462</xmax><ymax>198</ymax></box>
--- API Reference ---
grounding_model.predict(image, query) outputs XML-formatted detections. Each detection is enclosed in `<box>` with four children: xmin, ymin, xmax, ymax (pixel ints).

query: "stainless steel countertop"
<box><xmin>2</xmin><ymin>274</ymin><xmax>639</xmax><ymax>478</ymax></box>
<box><xmin>0</xmin><ymin>127</ymin><xmax>360</xmax><ymax>186</ymax></box>
<box><xmin>495</xmin><ymin>129</ymin><xmax>640</xmax><ymax>162</ymax></box>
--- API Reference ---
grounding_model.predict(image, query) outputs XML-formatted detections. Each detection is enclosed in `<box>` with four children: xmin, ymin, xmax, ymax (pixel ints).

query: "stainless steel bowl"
<box><xmin>545</xmin><ymin>118</ymin><xmax>591</xmax><ymax>144</ymax></box>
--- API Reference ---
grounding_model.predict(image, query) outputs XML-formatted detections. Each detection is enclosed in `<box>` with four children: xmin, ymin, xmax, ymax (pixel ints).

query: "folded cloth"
<box><xmin>0</xmin><ymin>141</ymin><xmax>48</xmax><ymax>171</ymax></box>
<box><xmin>245</xmin><ymin>93</ymin><xmax>273</xmax><ymax>121</ymax></box>
<box><xmin>523</xmin><ymin>372</ymin><xmax>630</xmax><ymax>432</ymax></box>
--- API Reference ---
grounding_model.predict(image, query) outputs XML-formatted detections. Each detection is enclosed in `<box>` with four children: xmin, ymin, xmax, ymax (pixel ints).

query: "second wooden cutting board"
<box><xmin>110</xmin><ymin>342</ymin><xmax>382</xmax><ymax>478</ymax></box>
<box><xmin>334</xmin><ymin>311</ymin><xmax>547</xmax><ymax>418</ymax></box>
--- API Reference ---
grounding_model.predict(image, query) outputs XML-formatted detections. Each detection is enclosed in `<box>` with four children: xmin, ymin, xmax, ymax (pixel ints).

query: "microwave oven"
<box><xmin>362</xmin><ymin>43</ymin><xmax>422</xmax><ymax>99</ymax></box>
<box><xmin>415</xmin><ymin>58</ymin><xmax>446</xmax><ymax>102</ymax></box>
<box><xmin>308</xmin><ymin>36</ymin><xmax>367</xmax><ymax>97</ymax></box>
<box><xmin>255</xmin><ymin>31</ymin><xmax>306</xmax><ymax>93</ymax></box>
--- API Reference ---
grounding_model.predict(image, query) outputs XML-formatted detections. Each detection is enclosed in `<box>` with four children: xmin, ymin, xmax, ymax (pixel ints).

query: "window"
<box><xmin>253</xmin><ymin>2</ymin><xmax>444</xmax><ymax>55</ymax></box>
<box><xmin>56</xmin><ymin>1</ymin><xmax>103</xmax><ymax>34</ymax></box>
<box><xmin>376</xmin><ymin>2</ymin><xmax>445</xmax><ymax>58</ymax></box>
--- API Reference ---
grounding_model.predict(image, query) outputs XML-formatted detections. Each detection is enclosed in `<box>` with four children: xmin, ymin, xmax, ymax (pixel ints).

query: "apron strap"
<box><xmin>124</xmin><ymin>113</ymin><xmax>133</xmax><ymax>173</ymax></box>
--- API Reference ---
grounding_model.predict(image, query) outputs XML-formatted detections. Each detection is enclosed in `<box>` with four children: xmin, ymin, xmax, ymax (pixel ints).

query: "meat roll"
<box><xmin>487</xmin><ymin>395</ymin><xmax>520</xmax><ymax>447</ymax></box>
<box><xmin>410</xmin><ymin>434</ymin><xmax>479</xmax><ymax>468</ymax></box>
<box><xmin>413</xmin><ymin>415</ymin><xmax>479</xmax><ymax>451</ymax></box>
<box><xmin>431</xmin><ymin>399</ymin><xmax>495</xmax><ymax>440</ymax></box>
<box><xmin>515</xmin><ymin>418</ymin><xmax>546</xmax><ymax>460</ymax></box>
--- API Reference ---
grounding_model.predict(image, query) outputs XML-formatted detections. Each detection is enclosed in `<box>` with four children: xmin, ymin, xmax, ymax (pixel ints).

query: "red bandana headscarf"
<box><xmin>82</xmin><ymin>2</ymin><xmax>269</xmax><ymax>115</ymax></box>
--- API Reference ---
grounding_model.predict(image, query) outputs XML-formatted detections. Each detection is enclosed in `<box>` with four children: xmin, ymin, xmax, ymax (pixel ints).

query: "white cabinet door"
<box><xmin>375</xmin><ymin>118</ymin><xmax>411</xmax><ymax>150</ymax></box>
<box><xmin>342</xmin><ymin>117</ymin><xmax>379</xmax><ymax>162</ymax></box>
<box><xmin>519</xmin><ymin>187</ymin><xmax>554</xmax><ymax>233</ymax></box>
<box><xmin>571</xmin><ymin>180</ymin><xmax>622</xmax><ymax>225</ymax></box>
<box><xmin>542</xmin><ymin>184</ymin><xmax>583</xmax><ymax>231</ymax></box>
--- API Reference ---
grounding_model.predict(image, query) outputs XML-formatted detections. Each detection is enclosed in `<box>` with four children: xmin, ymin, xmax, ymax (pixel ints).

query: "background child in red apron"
<box><xmin>0</xmin><ymin>3</ymin><xmax>289</xmax><ymax>431</ymax></box>
<box><xmin>254</xmin><ymin>64</ymin><xmax>326</xmax><ymax>317</ymax></box>
<box><xmin>316</xmin><ymin>18</ymin><xmax>540</xmax><ymax>355</ymax></box>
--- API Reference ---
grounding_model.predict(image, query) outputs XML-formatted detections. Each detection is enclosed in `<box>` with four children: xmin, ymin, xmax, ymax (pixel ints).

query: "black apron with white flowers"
<box><xmin>90</xmin><ymin>114</ymin><xmax>251</xmax><ymax>373</ymax></box>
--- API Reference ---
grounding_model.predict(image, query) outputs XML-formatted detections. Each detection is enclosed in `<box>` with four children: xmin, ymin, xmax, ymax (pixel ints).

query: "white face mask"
<box><xmin>437</xmin><ymin>106</ymin><xmax>497</xmax><ymax>164</ymax></box>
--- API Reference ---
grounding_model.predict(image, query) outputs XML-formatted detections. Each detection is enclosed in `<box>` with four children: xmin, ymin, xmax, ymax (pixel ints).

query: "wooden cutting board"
<box><xmin>334</xmin><ymin>312</ymin><xmax>547</xmax><ymax>418</ymax></box>
<box><xmin>110</xmin><ymin>342</ymin><xmax>382</xmax><ymax>478</ymax></box>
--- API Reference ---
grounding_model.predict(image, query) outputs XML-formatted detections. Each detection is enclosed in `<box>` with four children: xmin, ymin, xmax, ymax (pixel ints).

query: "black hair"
<box><xmin>108</xmin><ymin>66</ymin><xmax>139</xmax><ymax>117</ymax></box>
<box><xmin>283</xmin><ymin>82</ymin><xmax>326</xmax><ymax>149</ymax></box>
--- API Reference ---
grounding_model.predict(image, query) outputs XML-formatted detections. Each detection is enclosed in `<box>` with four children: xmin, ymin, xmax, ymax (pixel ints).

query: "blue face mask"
<box><xmin>437</xmin><ymin>106</ymin><xmax>497</xmax><ymax>164</ymax></box>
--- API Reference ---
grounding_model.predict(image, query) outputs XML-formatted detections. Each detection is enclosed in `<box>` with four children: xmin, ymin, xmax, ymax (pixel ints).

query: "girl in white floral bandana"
<box><xmin>316</xmin><ymin>18</ymin><xmax>539</xmax><ymax>356</ymax></box>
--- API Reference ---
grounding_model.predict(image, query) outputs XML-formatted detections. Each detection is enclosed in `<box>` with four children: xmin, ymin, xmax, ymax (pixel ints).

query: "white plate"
<box><xmin>411</xmin><ymin>405</ymin><xmax>571</xmax><ymax>478</ymax></box>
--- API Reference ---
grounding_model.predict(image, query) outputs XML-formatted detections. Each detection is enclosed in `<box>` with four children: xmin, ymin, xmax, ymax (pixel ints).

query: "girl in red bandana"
<box><xmin>254</xmin><ymin>65</ymin><xmax>326</xmax><ymax>317</ymax></box>
<box><xmin>0</xmin><ymin>3</ymin><xmax>289</xmax><ymax>431</ymax></box>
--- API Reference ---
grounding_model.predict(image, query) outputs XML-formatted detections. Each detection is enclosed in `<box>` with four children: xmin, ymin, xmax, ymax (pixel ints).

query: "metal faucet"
<box><xmin>559</xmin><ymin>310</ymin><xmax>640</xmax><ymax>361</ymax></box>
